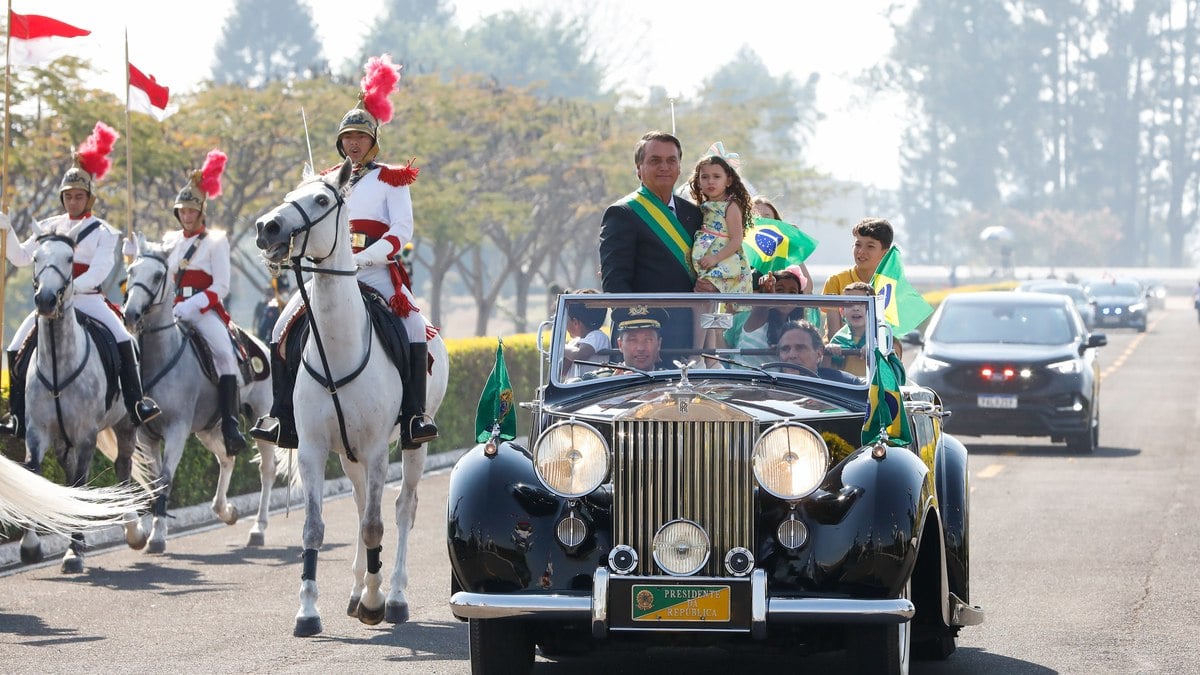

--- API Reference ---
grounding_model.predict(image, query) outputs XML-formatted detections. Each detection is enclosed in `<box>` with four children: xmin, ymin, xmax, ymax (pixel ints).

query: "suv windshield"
<box><xmin>931</xmin><ymin>301</ymin><xmax>1077</xmax><ymax>345</ymax></box>
<box><xmin>551</xmin><ymin>293</ymin><xmax>882</xmax><ymax>388</ymax></box>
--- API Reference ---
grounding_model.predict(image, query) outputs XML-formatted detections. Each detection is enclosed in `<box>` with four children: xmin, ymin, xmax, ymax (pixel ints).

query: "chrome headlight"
<box><xmin>532</xmin><ymin>421</ymin><xmax>609</xmax><ymax>498</ymax></box>
<box><xmin>652</xmin><ymin>519</ymin><xmax>710</xmax><ymax>576</ymax></box>
<box><xmin>752</xmin><ymin>423</ymin><xmax>830</xmax><ymax>500</ymax></box>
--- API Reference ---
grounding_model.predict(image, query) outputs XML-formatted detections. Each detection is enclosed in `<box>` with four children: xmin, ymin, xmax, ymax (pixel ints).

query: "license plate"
<box><xmin>632</xmin><ymin>584</ymin><xmax>731</xmax><ymax>622</ymax></box>
<box><xmin>977</xmin><ymin>394</ymin><xmax>1017</xmax><ymax>409</ymax></box>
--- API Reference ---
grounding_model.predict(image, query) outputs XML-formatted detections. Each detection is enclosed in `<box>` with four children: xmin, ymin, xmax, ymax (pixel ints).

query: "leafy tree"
<box><xmin>357</xmin><ymin>0</ymin><xmax>459</xmax><ymax>76</ymax></box>
<box><xmin>212</xmin><ymin>0</ymin><xmax>328</xmax><ymax>87</ymax></box>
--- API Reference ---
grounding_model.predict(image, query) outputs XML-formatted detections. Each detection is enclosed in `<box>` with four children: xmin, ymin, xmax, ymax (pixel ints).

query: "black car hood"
<box><xmin>925</xmin><ymin>342</ymin><xmax>1076</xmax><ymax>363</ymax></box>
<box><xmin>1091</xmin><ymin>294</ymin><xmax>1139</xmax><ymax>305</ymax></box>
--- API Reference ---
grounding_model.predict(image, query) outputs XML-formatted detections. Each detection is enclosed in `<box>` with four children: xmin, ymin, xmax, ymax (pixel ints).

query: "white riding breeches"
<box><xmin>7</xmin><ymin>293</ymin><xmax>132</xmax><ymax>351</ymax></box>
<box><xmin>181</xmin><ymin>311</ymin><xmax>238</xmax><ymax>377</ymax></box>
<box><xmin>271</xmin><ymin>282</ymin><xmax>427</xmax><ymax>345</ymax></box>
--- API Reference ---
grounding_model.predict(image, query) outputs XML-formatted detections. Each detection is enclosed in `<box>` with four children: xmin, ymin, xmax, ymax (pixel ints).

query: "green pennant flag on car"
<box><xmin>742</xmin><ymin>216</ymin><xmax>819</xmax><ymax>274</ymax></box>
<box><xmin>870</xmin><ymin>246</ymin><xmax>934</xmax><ymax>334</ymax></box>
<box><xmin>862</xmin><ymin>348</ymin><xmax>912</xmax><ymax>447</ymax></box>
<box><xmin>475</xmin><ymin>338</ymin><xmax>517</xmax><ymax>443</ymax></box>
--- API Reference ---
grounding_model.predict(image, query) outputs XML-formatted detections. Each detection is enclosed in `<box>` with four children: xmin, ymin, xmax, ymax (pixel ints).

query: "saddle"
<box><xmin>185</xmin><ymin>322</ymin><xmax>271</xmax><ymax>385</ymax></box>
<box><xmin>14</xmin><ymin>313</ymin><xmax>121</xmax><ymax>408</ymax></box>
<box><xmin>277</xmin><ymin>284</ymin><xmax>413</xmax><ymax>386</ymax></box>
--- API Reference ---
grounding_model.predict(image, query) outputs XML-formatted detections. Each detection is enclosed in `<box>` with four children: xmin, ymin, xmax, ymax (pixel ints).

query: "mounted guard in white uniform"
<box><xmin>0</xmin><ymin>122</ymin><xmax>160</xmax><ymax>436</ymax></box>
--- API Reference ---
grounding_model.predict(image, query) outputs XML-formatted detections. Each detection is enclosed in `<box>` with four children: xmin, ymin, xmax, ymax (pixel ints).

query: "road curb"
<box><xmin>0</xmin><ymin>446</ymin><xmax>471</xmax><ymax>572</ymax></box>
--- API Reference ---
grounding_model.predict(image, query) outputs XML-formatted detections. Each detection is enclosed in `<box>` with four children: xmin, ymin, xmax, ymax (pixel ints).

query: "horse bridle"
<box><xmin>277</xmin><ymin>178</ymin><xmax>368</xmax><ymax>461</ymax></box>
<box><xmin>127</xmin><ymin>253</ymin><xmax>190</xmax><ymax>396</ymax></box>
<box><xmin>32</xmin><ymin>234</ymin><xmax>76</xmax><ymax>321</ymax></box>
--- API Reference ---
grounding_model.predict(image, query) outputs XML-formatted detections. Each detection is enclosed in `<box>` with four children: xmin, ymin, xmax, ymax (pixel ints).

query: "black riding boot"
<box><xmin>117</xmin><ymin>341</ymin><xmax>161</xmax><ymax>425</ymax></box>
<box><xmin>1</xmin><ymin>350</ymin><xmax>25</xmax><ymax>437</ymax></box>
<box><xmin>401</xmin><ymin>343</ymin><xmax>438</xmax><ymax>450</ymax></box>
<box><xmin>218</xmin><ymin>374</ymin><xmax>247</xmax><ymax>456</ymax></box>
<box><xmin>249</xmin><ymin>345</ymin><xmax>298</xmax><ymax>448</ymax></box>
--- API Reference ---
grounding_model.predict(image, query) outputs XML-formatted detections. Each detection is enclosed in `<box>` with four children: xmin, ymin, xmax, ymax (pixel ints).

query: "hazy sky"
<box><xmin>14</xmin><ymin>0</ymin><xmax>908</xmax><ymax>189</ymax></box>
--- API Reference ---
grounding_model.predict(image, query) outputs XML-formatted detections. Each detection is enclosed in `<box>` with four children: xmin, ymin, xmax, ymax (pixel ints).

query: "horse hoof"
<box><xmin>346</xmin><ymin>597</ymin><xmax>361</xmax><ymax>617</ymax></box>
<box><xmin>20</xmin><ymin>544</ymin><xmax>43</xmax><ymax>564</ymax></box>
<box><xmin>246</xmin><ymin>531</ymin><xmax>265</xmax><ymax>547</ymax></box>
<box><xmin>293</xmin><ymin>616</ymin><xmax>323</xmax><ymax>637</ymax></box>
<box><xmin>357</xmin><ymin>603</ymin><xmax>386</xmax><ymax>626</ymax></box>
<box><xmin>225</xmin><ymin>504</ymin><xmax>239</xmax><ymax>525</ymax></box>
<box><xmin>385</xmin><ymin>602</ymin><xmax>410</xmax><ymax>624</ymax></box>
<box><xmin>146</xmin><ymin>538</ymin><xmax>166</xmax><ymax>555</ymax></box>
<box><xmin>61</xmin><ymin>557</ymin><xmax>84</xmax><ymax>574</ymax></box>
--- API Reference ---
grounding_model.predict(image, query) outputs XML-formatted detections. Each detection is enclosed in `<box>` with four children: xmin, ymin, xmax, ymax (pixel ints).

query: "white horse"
<box><xmin>20</xmin><ymin>234</ymin><xmax>150</xmax><ymax>572</ymax></box>
<box><xmin>0</xmin><ymin>452</ymin><xmax>149</xmax><ymax>534</ymax></box>
<box><xmin>122</xmin><ymin>242</ymin><xmax>286</xmax><ymax>553</ymax></box>
<box><xmin>254</xmin><ymin>160</ymin><xmax>448</xmax><ymax>637</ymax></box>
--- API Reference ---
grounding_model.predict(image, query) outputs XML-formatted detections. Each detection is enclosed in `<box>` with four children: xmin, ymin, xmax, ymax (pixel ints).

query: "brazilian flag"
<box><xmin>862</xmin><ymin>348</ymin><xmax>912</xmax><ymax>447</ymax></box>
<box><xmin>474</xmin><ymin>338</ymin><xmax>517</xmax><ymax>443</ymax></box>
<box><xmin>742</xmin><ymin>217</ymin><xmax>818</xmax><ymax>273</ymax></box>
<box><xmin>871</xmin><ymin>247</ymin><xmax>934</xmax><ymax>334</ymax></box>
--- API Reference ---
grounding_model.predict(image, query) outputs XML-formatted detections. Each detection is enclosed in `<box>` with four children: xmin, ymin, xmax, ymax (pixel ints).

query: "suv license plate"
<box><xmin>978</xmin><ymin>394</ymin><xmax>1017</xmax><ymax>409</ymax></box>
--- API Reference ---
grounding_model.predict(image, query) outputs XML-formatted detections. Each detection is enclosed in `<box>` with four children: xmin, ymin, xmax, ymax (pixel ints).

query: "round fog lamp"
<box><xmin>556</xmin><ymin>514</ymin><xmax>587</xmax><ymax>548</ymax></box>
<box><xmin>652</xmin><ymin>520</ymin><xmax>710</xmax><ymax>576</ymax></box>
<box><xmin>777</xmin><ymin>516</ymin><xmax>808</xmax><ymax>550</ymax></box>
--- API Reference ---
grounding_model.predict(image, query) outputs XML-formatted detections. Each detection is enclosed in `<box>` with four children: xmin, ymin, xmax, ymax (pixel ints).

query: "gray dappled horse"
<box><xmin>255</xmin><ymin>160</ymin><xmax>449</xmax><ymax>637</ymax></box>
<box><xmin>19</xmin><ymin>234</ymin><xmax>150</xmax><ymax>572</ymax></box>
<box><xmin>122</xmin><ymin>241</ymin><xmax>285</xmax><ymax>553</ymax></box>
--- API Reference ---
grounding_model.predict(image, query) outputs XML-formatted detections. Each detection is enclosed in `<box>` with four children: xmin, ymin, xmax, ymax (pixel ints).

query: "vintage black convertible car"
<box><xmin>448</xmin><ymin>293</ymin><xmax>983</xmax><ymax>674</ymax></box>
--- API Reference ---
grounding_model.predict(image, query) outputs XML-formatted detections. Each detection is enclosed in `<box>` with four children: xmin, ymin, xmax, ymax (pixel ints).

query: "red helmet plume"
<box><xmin>361</xmin><ymin>54</ymin><xmax>399</xmax><ymax>125</ymax></box>
<box><xmin>75</xmin><ymin>121</ymin><xmax>119</xmax><ymax>182</ymax></box>
<box><xmin>197</xmin><ymin>150</ymin><xmax>227</xmax><ymax>199</ymax></box>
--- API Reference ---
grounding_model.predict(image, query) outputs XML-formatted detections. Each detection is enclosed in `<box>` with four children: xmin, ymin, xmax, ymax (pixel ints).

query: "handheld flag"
<box><xmin>862</xmin><ymin>348</ymin><xmax>912</xmax><ymax>447</ymax></box>
<box><xmin>475</xmin><ymin>338</ymin><xmax>517</xmax><ymax>443</ymax></box>
<box><xmin>742</xmin><ymin>217</ymin><xmax>818</xmax><ymax>274</ymax></box>
<box><xmin>7</xmin><ymin>11</ymin><xmax>91</xmax><ymax>67</ymax></box>
<box><xmin>128</xmin><ymin>63</ymin><xmax>170</xmax><ymax>113</ymax></box>
<box><xmin>871</xmin><ymin>247</ymin><xmax>933</xmax><ymax>334</ymax></box>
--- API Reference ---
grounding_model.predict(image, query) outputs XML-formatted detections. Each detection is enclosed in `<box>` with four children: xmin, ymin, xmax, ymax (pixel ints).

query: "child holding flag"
<box><xmin>825</xmin><ymin>282</ymin><xmax>904</xmax><ymax>377</ymax></box>
<box><xmin>822</xmin><ymin>217</ymin><xmax>894</xmax><ymax>339</ymax></box>
<box><xmin>687</xmin><ymin>153</ymin><xmax>752</xmax><ymax>294</ymax></box>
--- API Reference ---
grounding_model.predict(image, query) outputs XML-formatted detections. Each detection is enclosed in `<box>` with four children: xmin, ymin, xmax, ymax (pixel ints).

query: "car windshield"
<box><xmin>1031</xmin><ymin>286</ymin><xmax>1087</xmax><ymax>304</ymax></box>
<box><xmin>550</xmin><ymin>293</ymin><xmax>882</xmax><ymax>389</ymax></box>
<box><xmin>930</xmin><ymin>301</ymin><xmax>1076</xmax><ymax>345</ymax></box>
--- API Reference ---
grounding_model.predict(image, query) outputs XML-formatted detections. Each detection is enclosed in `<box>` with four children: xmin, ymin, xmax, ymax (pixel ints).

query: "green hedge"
<box><xmin>0</xmin><ymin>332</ymin><xmax>544</xmax><ymax>533</ymax></box>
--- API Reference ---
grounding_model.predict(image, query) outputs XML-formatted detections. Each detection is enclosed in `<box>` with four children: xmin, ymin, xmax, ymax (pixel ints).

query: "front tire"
<box><xmin>847</xmin><ymin>580</ymin><xmax>911</xmax><ymax>674</ymax></box>
<box><xmin>469</xmin><ymin>618</ymin><xmax>534</xmax><ymax>675</ymax></box>
<box><xmin>1067</xmin><ymin>410</ymin><xmax>1099</xmax><ymax>454</ymax></box>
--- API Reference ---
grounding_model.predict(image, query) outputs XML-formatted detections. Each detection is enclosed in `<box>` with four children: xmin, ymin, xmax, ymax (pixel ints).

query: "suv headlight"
<box><xmin>915</xmin><ymin>356</ymin><xmax>950</xmax><ymax>372</ymax></box>
<box><xmin>533</xmin><ymin>421</ymin><xmax>609</xmax><ymax>498</ymax></box>
<box><xmin>1046</xmin><ymin>358</ymin><xmax>1081</xmax><ymax>374</ymax></box>
<box><xmin>752</xmin><ymin>423</ymin><xmax>829</xmax><ymax>500</ymax></box>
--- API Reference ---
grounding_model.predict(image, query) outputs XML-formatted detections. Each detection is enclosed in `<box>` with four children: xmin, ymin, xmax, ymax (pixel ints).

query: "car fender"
<box><xmin>446</xmin><ymin>441</ymin><xmax>610</xmax><ymax>594</ymax></box>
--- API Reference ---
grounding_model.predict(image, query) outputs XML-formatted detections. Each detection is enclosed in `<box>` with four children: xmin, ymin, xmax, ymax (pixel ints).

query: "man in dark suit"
<box><xmin>599</xmin><ymin>131</ymin><xmax>702</xmax><ymax>350</ymax></box>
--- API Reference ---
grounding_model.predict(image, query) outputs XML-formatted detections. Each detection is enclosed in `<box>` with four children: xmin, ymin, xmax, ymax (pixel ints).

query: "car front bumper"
<box><xmin>449</xmin><ymin>568</ymin><xmax>916</xmax><ymax>640</ymax></box>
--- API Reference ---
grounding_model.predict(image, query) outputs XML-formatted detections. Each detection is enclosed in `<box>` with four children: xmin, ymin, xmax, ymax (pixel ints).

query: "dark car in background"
<box><xmin>1016</xmin><ymin>279</ymin><xmax>1098</xmax><ymax>329</ymax></box>
<box><xmin>1084</xmin><ymin>278</ymin><xmax>1148</xmax><ymax>331</ymax></box>
<box><xmin>907</xmin><ymin>292</ymin><xmax>1106</xmax><ymax>453</ymax></box>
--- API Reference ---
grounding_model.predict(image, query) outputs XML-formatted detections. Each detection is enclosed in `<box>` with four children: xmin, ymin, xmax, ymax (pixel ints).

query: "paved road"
<box><xmin>2</xmin><ymin>298</ymin><xmax>1199</xmax><ymax>673</ymax></box>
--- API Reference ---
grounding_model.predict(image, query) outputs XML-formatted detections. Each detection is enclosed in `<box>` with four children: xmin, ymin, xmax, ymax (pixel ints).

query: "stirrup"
<box><xmin>249</xmin><ymin>415</ymin><xmax>280</xmax><ymax>442</ymax></box>
<box><xmin>0</xmin><ymin>414</ymin><xmax>21</xmax><ymax>437</ymax></box>
<box><xmin>402</xmin><ymin>415</ymin><xmax>438</xmax><ymax>450</ymax></box>
<box><xmin>134</xmin><ymin>399</ymin><xmax>162</xmax><ymax>425</ymax></box>
<box><xmin>222</xmin><ymin>420</ymin><xmax>247</xmax><ymax>457</ymax></box>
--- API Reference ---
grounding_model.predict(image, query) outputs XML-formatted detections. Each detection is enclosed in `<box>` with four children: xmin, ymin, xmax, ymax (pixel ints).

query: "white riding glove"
<box><xmin>122</xmin><ymin>237</ymin><xmax>139</xmax><ymax>257</ymax></box>
<box><xmin>172</xmin><ymin>296</ymin><xmax>204</xmax><ymax>323</ymax></box>
<box><xmin>0</xmin><ymin>211</ymin><xmax>10</xmax><ymax>231</ymax></box>
<box><xmin>353</xmin><ymin>239</ymin><xmax>396</xmax><ymax>269</ymax></box>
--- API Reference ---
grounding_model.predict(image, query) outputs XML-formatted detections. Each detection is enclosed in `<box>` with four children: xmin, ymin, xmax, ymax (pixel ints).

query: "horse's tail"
<box><xmin>267</xmin><ymin>446</ymin><xmax>305</xmax><ymax>492</ymax></box>
<box><xmin>96</xmin><ymin>427</ymin><xmax>155</xmax><ymax>490</ymax></box>
<box><xmin>0</xmin><ymin>454</ymin><xmax>150</xmax><ymax>535</ymax></box>
<box><xmin>249</xmin><ymin>442</ymin><xmax>293</xmax><ymax>484</ymax></box>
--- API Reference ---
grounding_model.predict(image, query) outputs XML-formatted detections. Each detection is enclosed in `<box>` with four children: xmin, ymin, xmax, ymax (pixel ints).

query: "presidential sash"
<box><xmin>627</xmin><ymin>185</ymin><xmax>695</xmax><ymax>281</ymax></box>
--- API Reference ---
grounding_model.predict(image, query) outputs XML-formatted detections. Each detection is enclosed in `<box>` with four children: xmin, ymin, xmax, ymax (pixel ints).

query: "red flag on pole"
<box><xmin>128</xmin><ymin>63</ymin><xmax>170</xmax><ymax>111</ymax></box>
<box><xmin>7</xmin><ymin>11</ymin><xmax>91</xmax><ymax>66</ymax></box>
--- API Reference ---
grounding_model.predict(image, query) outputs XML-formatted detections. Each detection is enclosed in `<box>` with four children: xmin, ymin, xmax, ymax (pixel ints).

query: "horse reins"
<box><xmin>32</xmin><ymin>238</ymin><xmax>91</xmax><ymax>449</ymax></box>
<box><xmin>282</xmin><ymin>181</ymin><xmax>364</xmax><ymax>461</ymax></box>
<box><xmin>128</xmin><ymin>254</ymin><xmax>190</xmax><ymax>392</ymax></box>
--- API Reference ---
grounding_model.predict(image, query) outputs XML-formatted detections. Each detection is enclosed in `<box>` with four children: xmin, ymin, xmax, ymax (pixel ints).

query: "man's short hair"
<box><xmin>634</xmin><ymin>131</ymin><xmax>683</xmax><ymax>166</ymax></box>
<box><xmin>779</xmin><ymin>320</ymin><xmax>823</xmax><ymax>353</ymax></box>
<box><xmin>852</xmin><ymin>217</ymin><xmax>894</xmax><ymax>249</ymax></box>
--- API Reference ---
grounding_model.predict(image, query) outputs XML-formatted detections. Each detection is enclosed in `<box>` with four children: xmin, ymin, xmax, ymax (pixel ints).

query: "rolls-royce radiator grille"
<box><xmin>612</xmin><ymin>419</ymin><xmax>756</xmax><ymax>576</ymax></box>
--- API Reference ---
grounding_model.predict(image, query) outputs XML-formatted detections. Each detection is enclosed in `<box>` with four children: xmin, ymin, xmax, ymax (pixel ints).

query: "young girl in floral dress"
<box><xmin>688</xmin><ymin>153</ymin><xmax>752</xmax><ymax>294</ymax></box>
